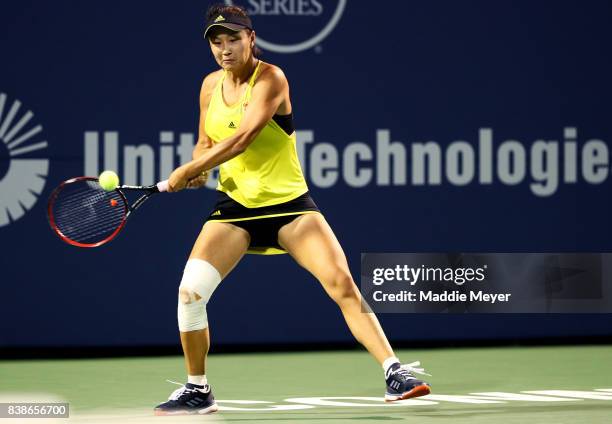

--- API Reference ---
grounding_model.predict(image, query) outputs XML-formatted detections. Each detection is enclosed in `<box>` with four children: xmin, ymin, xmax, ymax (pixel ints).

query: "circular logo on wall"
<box><xmin>224</xmin><ymin>0</ymin><xmax>346</xmax><ymax>53</ymax></box>
<box><xmin>0</xmin><ymin>92</ymin><xmax>49</xmax><ymax>227</ymax></box>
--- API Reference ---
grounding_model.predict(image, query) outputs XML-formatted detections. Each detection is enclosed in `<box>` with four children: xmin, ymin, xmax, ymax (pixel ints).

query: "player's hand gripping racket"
<box><xmin>47</xmin><ymin>177</ymin><xmax>169</xmax><ymax>248</ymax></box>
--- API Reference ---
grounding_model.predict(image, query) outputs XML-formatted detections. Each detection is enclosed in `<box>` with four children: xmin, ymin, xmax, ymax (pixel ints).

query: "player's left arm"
<box><xmin>168</xmin><ymin>66</ymin><xmax>287</xmax><ymax>192</ymax></box>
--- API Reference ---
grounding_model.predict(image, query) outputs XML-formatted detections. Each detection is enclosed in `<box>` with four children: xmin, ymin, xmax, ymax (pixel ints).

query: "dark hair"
<box><xmin>205</xmin><ymin>3</ymin><xmax>263</xmax><ymax>58</ymax></box>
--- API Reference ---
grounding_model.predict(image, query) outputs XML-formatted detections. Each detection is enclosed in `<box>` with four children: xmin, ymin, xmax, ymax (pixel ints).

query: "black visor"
<box><xmin>204</xmin><ymin>11</ymin><xmax>252</xmax><ymax>39</ymax></box>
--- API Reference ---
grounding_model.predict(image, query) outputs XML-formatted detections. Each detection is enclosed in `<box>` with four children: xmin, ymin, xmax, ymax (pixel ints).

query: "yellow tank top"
<box><xmin>204</xmin><ymin>61</ymin><xmax>309</xmax><ymax>208</ymax></box>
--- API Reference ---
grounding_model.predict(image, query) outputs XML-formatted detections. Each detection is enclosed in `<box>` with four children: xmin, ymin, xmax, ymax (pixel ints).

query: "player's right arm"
<box><xmin>193</xmin><ymin>71</ymin><xmax>221</xmax><ymax>159</ymax></box>
<box><xmin>186</xmin><ymin>71</ymin><xmax>222</xmax><ymax>188</ymax></box>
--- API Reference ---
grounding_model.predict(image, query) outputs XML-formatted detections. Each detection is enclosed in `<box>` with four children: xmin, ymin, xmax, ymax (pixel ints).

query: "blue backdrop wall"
<box><xmin>1</xmin><ymin>0</ymin><xmax>611</xmax><ymax>348</ymax></box>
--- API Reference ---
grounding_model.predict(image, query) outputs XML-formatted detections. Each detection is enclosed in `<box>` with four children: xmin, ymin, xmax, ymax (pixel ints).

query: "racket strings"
<box><xmin>55</xmin><ymin>201</ymin><xmax>123</xmax><ymax>240</ymax></box>
<box><xmin>55</xmin><ymin>197</ymin><xmax>120</xmax><ymax>224</ymax></box>
<box><xmin>54</xmin><ymin>195</ymin><xmax>124</xmax><ymax>242</ymax></box>
<box><xmin>51</xmin><ymin>180</ymin><xmax>126</xmax><ymax>245</ymax></box>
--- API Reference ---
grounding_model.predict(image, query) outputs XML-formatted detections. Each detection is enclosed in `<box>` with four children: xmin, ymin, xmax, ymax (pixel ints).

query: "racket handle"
<box><xmin>157</xmin><ymin>180</ymin><xmax>169</xmax><ymax>193</ymax></box>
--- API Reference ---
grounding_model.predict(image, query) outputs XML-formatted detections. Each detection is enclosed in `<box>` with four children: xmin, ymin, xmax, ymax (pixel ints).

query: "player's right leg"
<box><xmin>154</xmin><ymin>221</ymin><xmax>250</xmax><ymax>416</ymax></box>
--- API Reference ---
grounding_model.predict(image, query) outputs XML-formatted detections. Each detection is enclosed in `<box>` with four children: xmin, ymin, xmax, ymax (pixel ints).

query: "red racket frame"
<box><xmin>47</xmin><ymin>176</ymin><xmax>129</xmax><ymax>248</ymax></box>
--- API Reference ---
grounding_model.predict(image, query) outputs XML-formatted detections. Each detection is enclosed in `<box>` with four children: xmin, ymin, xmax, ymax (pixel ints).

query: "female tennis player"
<box><xmin>154</xmin><ymin>4</ymin><xmax>430</xmax><ymax>415</ymax></box>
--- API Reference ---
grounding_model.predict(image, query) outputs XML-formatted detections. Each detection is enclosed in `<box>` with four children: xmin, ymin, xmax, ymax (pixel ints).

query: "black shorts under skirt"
<box><xmin>205</xmin><ymin>190</ymin><xmax>321</xmax><ymax>255</ymax></box>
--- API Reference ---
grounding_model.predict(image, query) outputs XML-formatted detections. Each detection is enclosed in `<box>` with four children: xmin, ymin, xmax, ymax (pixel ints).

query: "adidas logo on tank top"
<box><xmin>228</xmin><ymin>121</ymin><xmax>236</xmax><ymax>129</ymax></box>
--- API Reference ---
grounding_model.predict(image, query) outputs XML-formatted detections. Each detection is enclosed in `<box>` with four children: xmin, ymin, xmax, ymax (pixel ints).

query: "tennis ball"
<box><xmin>98</xmin><ymin>170</ymin><xmax>119</xmax><ymax>191</ymax></box>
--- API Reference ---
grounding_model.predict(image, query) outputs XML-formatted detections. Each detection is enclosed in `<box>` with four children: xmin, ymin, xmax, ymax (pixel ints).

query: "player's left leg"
<box><xmin>277</xmin><ymin>213</ymin><xmax>431</xmax><ymax>401</ymax></box>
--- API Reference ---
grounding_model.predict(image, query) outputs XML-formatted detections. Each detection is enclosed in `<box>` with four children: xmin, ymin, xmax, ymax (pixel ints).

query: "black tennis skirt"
<box><xmin>205</xmin><ymin>190</ymin><xmax>321</xmax><ymax>255</ymax></box>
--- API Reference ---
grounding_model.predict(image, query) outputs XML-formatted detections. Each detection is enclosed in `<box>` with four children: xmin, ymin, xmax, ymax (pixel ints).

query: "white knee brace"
<box><xmin>177</xmin><ymin>258</ymin><xmax>222</xmax><ymax>332</ymax></box>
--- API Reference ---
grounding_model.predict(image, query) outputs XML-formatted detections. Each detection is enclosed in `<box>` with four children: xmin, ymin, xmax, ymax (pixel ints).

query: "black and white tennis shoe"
<box><xmin>385</xmin><ymin>361</ymin><xmax>431</xmax><ymax>402</ymax></box>
<box><xmin>154</xmin><ymin>381</ymin><xmax>218</xmax><ymax>415</ymax></box>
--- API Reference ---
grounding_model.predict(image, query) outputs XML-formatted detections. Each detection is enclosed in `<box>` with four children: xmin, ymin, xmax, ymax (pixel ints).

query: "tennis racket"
<box><xmin>47</xmin><ymin>177</ymin><xmax>170</xmax><ymax>248</ymax></box>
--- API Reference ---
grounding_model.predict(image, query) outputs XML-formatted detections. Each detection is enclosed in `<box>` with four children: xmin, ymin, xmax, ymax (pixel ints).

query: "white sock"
<box><xmin>187</xmin><ymin>375</ymin><xmax>208</xmax><ymax>387</ymax></box>
<box><xmin>382</xmin><ymin>356</ymin><xmax>401</xmax><ymax>377</ymax></box>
